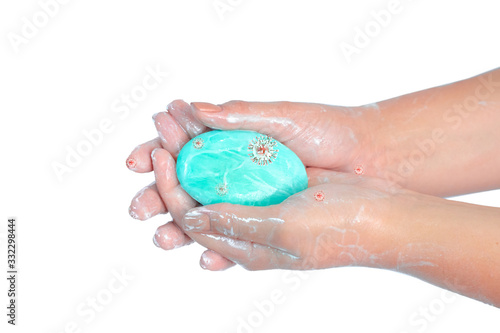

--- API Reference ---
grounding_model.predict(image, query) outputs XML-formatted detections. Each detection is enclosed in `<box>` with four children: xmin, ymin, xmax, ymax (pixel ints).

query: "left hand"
<box><xmin>152</xmin><ymin>146</ymin><xmax>409</xmax><ymax>271</ymax></box>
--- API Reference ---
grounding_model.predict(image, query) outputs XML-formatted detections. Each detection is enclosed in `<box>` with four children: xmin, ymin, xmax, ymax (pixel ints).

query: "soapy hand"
<box><xmin>152</xmin><ymin>146</ymin><xmax>406</xmax><ymax>270</ymax></box>
<box><xmin>142</xmin><ymin>145</ymin><xmax>500</xmax><ymax>306</ymax></box>
<box><xmin>127</xmin><ymin>100</ymin><xmax>377</xmax><ymax>269</ymax></box>
<box><xmin>154</xmin><ymin>147</ymin><xmax>500</xmax><ymax>310</ymax></box>
<box><xmin>126</xmin><ymin>70</ymin><xmax>500</xmax><ymax>305</ymax></box>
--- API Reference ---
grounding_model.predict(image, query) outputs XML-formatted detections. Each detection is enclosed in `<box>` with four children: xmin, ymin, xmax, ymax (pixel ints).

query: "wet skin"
<box><xmin>127</xmin><ymin>68</ymin><xmax>500</xmax><ymax>306</ymax></box>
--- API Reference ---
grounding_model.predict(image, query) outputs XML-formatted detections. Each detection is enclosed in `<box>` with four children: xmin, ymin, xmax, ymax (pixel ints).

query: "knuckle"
<box><xmin>268</xmin><ymin>207</ymin><xmax>301</xmax><ymax>256</ymax></box>
<box><xmin>277</xmin><ymin>101</ymin><xmax>294</xmax><ymax>114</ymax></box>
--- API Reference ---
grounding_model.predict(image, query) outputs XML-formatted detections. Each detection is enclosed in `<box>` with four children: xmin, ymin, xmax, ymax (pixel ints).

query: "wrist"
<box><xmin>378</xmin><ymin>192</ymin><xmax>500</xmax><ymax>305</ymax></box>
<box><xmin>376</xmin><ymin>191</ymin><xmax>474</xmax><ymax>273</ymax></box>
<box><xmin>342</xmin><ymin>104</ymin><xmax>386</xmax><ymax>177</ymax></box>
<box><xmin>355</xmin><ymin>96</ymin><xmax>448</xmax><ymax>195</ymax></box>
<box><xmin>358</xmin><ymin>189</ymin><xmax>435</xmax><ymax>270</ymax></box>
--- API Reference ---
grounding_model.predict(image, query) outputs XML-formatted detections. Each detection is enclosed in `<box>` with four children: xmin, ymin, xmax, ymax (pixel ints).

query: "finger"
<box><xmin>151</xmin><ymin>113</ymin><xmax>229</xmax><ymax>262</ymax></box>
<box><xmin>128</xmin><ymin>182</ymin><xmax>167</xmax><ymax>220</ymax></box>
<box><xmin>197</xmin><ymin>233</ymin><xmax>303</xmax><ymax>271</ymax></box>
<box><xmin>153</xmin><ymin>111</ymin><xmax>190</xmax><ymax>158</ymax></box>
<box><xmin>306</xmin><ymin>167</ymin><xmax>359</xmax><ymax>187</ymax></box>
<box><xmin>181</xmin><ymin>203</ymin><xmax>285</xmax><ymax>250</ymax></box>
<box><xmin>199</xmin><ymin>250</ymin><xmax>236</xmax><ymax>271</ymax></box>
<box><xmin>167</xmin><ymin>99</ymin><xmax>207</xmax><ymax>138</ymax></box>
<box><xmin>306</xmin><ymin>167</ymin><xmax>390</xmax><ymax>190</ymax></box>
<box><xmin>190</xmin><ymin>100</ymin><xmax>322</xmax><ymax>143</ymax></box>
<box><xmin>151</xmin><ymin>148</ymin><xmax>199</xmax><ymax>220</ymax></box>
<box><xmin>126</xmin><ymin>138</ymin><xmax>162</xmax><ymax>173</ymax></box>
<box><xmin>153</xmin><ymin>221</ymin><xmax>193</xmax><ymax>250</ymax></box>
<box><xmin>151</xmin><ymin>148</ymin><xmax>236</xmax><ymax>266</ymax></box>
<box><xmin>153</xmin><ymin>104</ymin><xmax>206</xmax><ymax>249</ymax></box>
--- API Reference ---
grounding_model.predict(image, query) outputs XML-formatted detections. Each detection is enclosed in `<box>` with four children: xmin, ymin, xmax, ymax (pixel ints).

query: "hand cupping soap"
<box><xmin>176</xmin><ymin>130</ymin><xmax>308</xmax><ymax>206</ymax></box>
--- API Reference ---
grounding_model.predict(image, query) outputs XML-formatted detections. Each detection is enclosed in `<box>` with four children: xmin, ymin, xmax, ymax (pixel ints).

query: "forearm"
<box><xmin>364</xmin><ymin>68</ymin><xmax>500</xmax><ymax>196</ymax></box>
<box><xmin>382</xmin><ymin>193</ymin><xmax>500</xmax><ymax>307</ymax></box>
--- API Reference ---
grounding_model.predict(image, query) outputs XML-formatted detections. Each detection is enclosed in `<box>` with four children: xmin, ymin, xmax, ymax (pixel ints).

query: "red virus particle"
<box><xmin>354</xmin><ymin>165</ymin><xmax>364</xmax><ymax>175</ymax></box>
<box><xmin>126</xmin><ymin>158</ymin><xmax>137</xmax><ymax>169</ymax></box>
<box><xmin>193</xmin><ymin>138</ymin><xmax>204</xmax><ymax>149</ymax></box>
<box><xmin>215</xmin><ymin>183</ymin><xmax>228</xmax><ymax>196</ymax></box>
<box><xmin>248</xmin><ymin>135</ymin><xmax>279</xmax><ymax>166</ymax></box>
<box><xmin>314</xmin><ymin>191</ymin><xmax>325</xmax><ymax>202</ymax></box>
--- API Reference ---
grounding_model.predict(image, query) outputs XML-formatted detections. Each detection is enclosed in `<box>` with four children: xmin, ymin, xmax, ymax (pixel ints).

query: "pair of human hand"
<box><xmin>126</xmin><ymin>99</ymin><xmax>411</xmax><ymax>271</ymax></box>
<box><xmin>125</xmin><ymin>70</ymin><xmax>500</xmax><ymax>306</ymax></box>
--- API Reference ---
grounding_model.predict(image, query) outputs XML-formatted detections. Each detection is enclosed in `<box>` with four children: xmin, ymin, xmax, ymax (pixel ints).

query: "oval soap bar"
<box><xmin>176</xmin><ymin>130</ymin><xmax>308</xmax><ymax>206</ymax></box>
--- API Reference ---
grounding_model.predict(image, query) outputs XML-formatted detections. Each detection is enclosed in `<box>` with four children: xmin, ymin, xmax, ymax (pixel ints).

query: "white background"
<box><xmin>1</xmin><ymin>0</ymin><xmax>500</xmax><ymax>332</ymax></box>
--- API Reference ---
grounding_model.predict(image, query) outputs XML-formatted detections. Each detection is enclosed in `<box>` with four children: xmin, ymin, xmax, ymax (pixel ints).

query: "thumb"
<box><xmin>181</xmin><ymin>202</ymin><xmax>284</xmax><ymax>249</ymax></box>
<box><xmin>190</xmin><ymin>100</ymin><xmax>316</xmax><ymax>143</ymax></box>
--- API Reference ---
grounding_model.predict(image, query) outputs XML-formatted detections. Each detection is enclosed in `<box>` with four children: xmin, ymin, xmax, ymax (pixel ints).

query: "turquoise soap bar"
<box><xmin>176</xmin><ymin>130</ymin><xmax>308</xmax><ymax>206</ymax></box>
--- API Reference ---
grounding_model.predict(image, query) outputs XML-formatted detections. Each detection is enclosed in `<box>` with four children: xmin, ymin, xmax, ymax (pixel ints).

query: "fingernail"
<box><xmin>183</xmin><ymin>209</ymin><xmax>210</xmax><ymax>232</ymax></box>
<box><xmin>200</xmin><ymin>251</ymin><xmax>211</xmax><ymax>270</ymax></box>
<box><xmin>153</xmin><ymin>111</ymin><xmax>168</xmax><ymax>121</ymax></box>
<box><xmin>166</xmin><ymin>100</ymin><xmax>179</xmax><ymax>111</ymax></box>
<box><xmin>191</xmin><ymin>102</ymin><xmax>222</xmax><ymax>113</ymax></box>
<box><xmin>153</xmin><ymin>235</ymin><xmax>160</xmax><ymax>247</ymax></box>
<box><xmin>151</xmin><ymin>148</ymin><xmax>160</xmax><ymax>162</ymax></box>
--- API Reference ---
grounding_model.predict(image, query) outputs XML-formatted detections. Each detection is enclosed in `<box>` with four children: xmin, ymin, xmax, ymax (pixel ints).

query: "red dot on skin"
<box><xmin>354</xmin><ymin>165</ymin><xmax>364</xmax><ymax>175</ymax></box>
<box><xmin>314</xmin><ymin>191</ymin><xmax>325</xmax><ymax>201</ymax></box>
<box><xmin>127</xmin><ymin>158</ymin><xmax>137</xmax><ymax>169</ymax></box>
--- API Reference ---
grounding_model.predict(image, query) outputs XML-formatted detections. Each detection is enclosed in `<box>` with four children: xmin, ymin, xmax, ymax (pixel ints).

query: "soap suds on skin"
<box><xmin>129</xmin><ymin>182</ymin><xmax>158</xmax><ymax>220</ymax></box>
<box><xmin>155</xmin><ymin>119</ymin><xmax>183</xmax><ymax>152</ymax></box>
<box><xmin>351</xmin><ymin>205</ymin><xmax>365</xmax><ymax>224</ymax></box>
<box><xmin>395</xmin><ymin>243</ymin><xmax>441</xmax><ymax>271</ymax></box>
<box><xmin>363</xmin><ymin>103</ymin><xmax>380</xmax><ymax>111</ymax></box>
<box><xmin>203</xmin><ymin>233</ymin><xmax>250</xmax><ymax>251</ymax></box>
<box><xmin>155</xmin><ymin>227</ymin><xmax>186</xmax><ymax>250</ymax></box>
<box><xmin>133</xmin><ymin>184</ymin><xmax>149</xmax><ymax>202</ymax></box>
<box><xmin>157</xmin><ymin>129</ymin><xmax>167</xmax><ymax>145</ymax></box>
<box><xmin>128</xmin><ymin>207</ymin><xmax>139</xmax><ymax>219</ymax></box>
<box><xmin>312</xmin><ymin>137</ymin><xmax>323</xmax><ymax>146</ymax></box>
<box><xmin>184</xmin><ymin>208</ymin><xmax>285</xmax><ymax>237</ymax></box>
<box><xmin>345</xmin><ymin>126</ymin><xmax>358</xmax><ymax>144</ymax></box>
<box><xmin>183</xmin><ymin>210</ymin><xmax>208</xmax><ymax>231</ymax></box>
<box><xmin>226</xmin><ymin>114</ymin><xmax>298</xmax><ymax>128</ymax></box>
